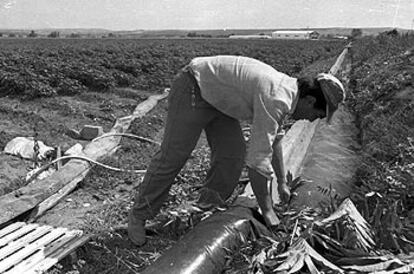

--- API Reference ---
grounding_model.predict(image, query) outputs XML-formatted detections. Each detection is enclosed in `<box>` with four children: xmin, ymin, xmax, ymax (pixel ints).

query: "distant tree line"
<box><xmin>0</xmin><ymin>28</ymin><xmax>403</xmax><ymax>40</ymax></box>
<box><xmin>48</xmin><ymin>31</ymin><xmax>60</xmax><ymax>38</ymax></box>
<box><xmin>187</xmin><ymin>32</ymin><xmax>212</xmax><ymax>38</ymax></box>
<box><xmin>28</xmin><ymin>30</ymin><xmax>37</xmax><ymax>37</ymax></box>
<box><xmin>351</xmin><ymin>28</ymin><xmax>363</xmax><ymax>39</ymax></box>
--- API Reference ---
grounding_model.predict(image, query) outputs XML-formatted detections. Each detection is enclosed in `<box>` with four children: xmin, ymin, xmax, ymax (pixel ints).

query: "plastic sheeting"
<box><xmin>4</xmin><ymin>137</ymin><xmax>54</xmax><ymax>161</ymax></box>
<box><xmin>291</xmin><ymin>106</ymin><xmax>361</xmax><ymax>209</ymax></box>
<box><xmin>142</xmin><ymin>206</ymin><xmax>269</xmax><ymax>274</ymax></box>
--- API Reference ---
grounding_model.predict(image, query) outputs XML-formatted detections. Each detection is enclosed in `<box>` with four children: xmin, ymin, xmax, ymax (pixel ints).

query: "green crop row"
<box><xmin>0</xmin><ymin>38</ymin><xmax>345</xmax><ymax>99</ymax></box>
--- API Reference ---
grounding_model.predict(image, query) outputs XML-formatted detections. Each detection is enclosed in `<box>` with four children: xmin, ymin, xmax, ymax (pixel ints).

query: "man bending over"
<box><xmin>128</xmin><ymin>55</ymin><xmax>345</xmax><ymax>246</ymax></box>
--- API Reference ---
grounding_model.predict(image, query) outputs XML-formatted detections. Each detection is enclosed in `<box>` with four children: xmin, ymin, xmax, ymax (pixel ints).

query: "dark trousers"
<box><xmin>130</xmin><ymin>70</ymin><xmax>246</xmax><ymax>220</ymax></box>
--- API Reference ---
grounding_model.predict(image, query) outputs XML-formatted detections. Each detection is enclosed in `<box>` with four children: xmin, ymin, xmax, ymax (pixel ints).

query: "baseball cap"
<box><xmin>316</xmin><ymin>73</ymin><xmax>346</xmax><ymax>123</ymax></box>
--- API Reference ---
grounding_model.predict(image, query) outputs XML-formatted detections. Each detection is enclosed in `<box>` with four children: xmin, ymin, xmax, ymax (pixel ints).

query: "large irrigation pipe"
<box><xmin>142</xmin><ymin>46</ymin><xmax>353</xmax><ymax>274</ymax></box>
<box><xmin>142</xmin><ymin>207</ymin><xmax>270</xmax><ymax>274</ymax></box>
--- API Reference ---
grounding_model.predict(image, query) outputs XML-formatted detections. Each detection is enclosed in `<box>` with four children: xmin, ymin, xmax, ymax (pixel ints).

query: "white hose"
<box><xmin>93</xmin><ymin>133</ymin><xmax>161</xmax><ymax>146</ymax></box>
<box><xmin>26</xmin><ymin>132</ymin><xmax>159</xmax><ymax>183</ymax></box>
<box><xmin>26</xmin><ymin>155</ymin><xmax>147</xmax><ymax>184</ymax></box>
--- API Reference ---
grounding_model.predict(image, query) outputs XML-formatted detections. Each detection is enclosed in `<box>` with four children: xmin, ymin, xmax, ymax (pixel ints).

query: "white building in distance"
<box><xmin>229</xmin><ymin>34</ymin><xmax>271</xmax><ymax>39</ymax></box>
<box><xmin>271</xmin><ymin>30</ymin><xmax>319</xmax><ymax>40</ymax></box>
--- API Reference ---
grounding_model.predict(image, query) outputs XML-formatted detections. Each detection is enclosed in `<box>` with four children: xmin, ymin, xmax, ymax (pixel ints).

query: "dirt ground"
<box><xmin>33</xmin><ymin>90</ymin><xmax>168</xmax><ymax>230</ymax></box>
<box><xmin>0</xmin><ymin>54</ymin><xmax>340</xmax><ymax>274</ymax></box>
<box><xmin>0</xmin><ymin>87</ymin><xmax>149</xmax><ymax>193</ymax></box>
<box><xmin>0</xmin><ymin>84</ymin><xmax>215</xmax><ymax>273</ymax></box>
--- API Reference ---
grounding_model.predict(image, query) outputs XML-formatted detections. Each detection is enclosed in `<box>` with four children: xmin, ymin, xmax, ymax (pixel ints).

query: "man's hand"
<box><xmin>248</xmin><ymin>168</ymin><xmax>281</xmax><ymax>227</ymax></box>
<box><xmin>277</xmin><ymin>182</ymin><xmax>291</xmax><ymax>203</ymax></box>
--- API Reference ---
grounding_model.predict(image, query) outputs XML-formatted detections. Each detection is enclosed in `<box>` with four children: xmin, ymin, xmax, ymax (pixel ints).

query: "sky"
<box><xmin>0</xmin><ymin>0</ymin><xmax>413</xmax><ymax>30</ymax></box>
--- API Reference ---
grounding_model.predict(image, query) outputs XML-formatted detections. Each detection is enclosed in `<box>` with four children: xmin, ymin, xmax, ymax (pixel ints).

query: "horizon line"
<box><xmin>0</xmin><ymin>26</ymin><xmax>408</xmax><ymax>32</ymax></box>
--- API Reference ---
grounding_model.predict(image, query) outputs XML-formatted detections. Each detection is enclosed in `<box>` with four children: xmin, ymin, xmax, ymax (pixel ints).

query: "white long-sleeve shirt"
<box><xmin>188</xmin><ymin>55</ymin><xmax>299</xmax><ymax>179</ymax></box>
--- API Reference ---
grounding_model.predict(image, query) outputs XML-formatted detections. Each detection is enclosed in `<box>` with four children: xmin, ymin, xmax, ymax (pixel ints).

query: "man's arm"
<box><xmin>248</xmin><ymin>167</ymin><xmax>280</xmax><ymax>227</ymax></box>
<box><xmin>272</xmin><ymin>138</ymin><xmax>291</xmax><ymax>203</ymax></box>
<box><xmin>246</xmin><ymin>94</ymin><xmax>290</xmax><ymax>225</ymax></box>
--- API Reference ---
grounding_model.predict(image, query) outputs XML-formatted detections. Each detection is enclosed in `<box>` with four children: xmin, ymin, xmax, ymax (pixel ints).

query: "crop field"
<box><xmin>0</xmin><ymin>38</ymin><xmax>345</xmax><ymax>195</ymax></box>
<box><xmin>0</xmin><ymin>34</ymin><xmax>413</xmax><ymax>273</ymax></box>
<box><xmin>0</xmin><ymin>38</ymin><xmax>346</xmax><ymax>95</ymax></box>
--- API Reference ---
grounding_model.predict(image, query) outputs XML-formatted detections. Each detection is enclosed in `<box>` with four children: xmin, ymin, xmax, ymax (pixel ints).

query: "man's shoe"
<box><xmin>196</xmin><ymin>201</ymin><xmax>227</xmax><ymax>211</ymax></box>
<box><xmin>128</xmin><ymin>211</ymin><xmax>146</xmax><ymax>246</ymax></box>
<box><xmin>196</xmin><ymin>188</ymin><xmax>226</xmax><ymax>211</ymax></box>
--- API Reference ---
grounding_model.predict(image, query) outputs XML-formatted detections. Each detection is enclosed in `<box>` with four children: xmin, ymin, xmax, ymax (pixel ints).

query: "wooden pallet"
<box><xmin>0</xmin><ymin>222</ymin><xmax>90</xmax><ymax>274</ymax></box>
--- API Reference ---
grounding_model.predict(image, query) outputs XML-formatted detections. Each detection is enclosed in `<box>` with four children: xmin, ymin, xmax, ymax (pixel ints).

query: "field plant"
<box><xmin>349</xmin><ymin>32</ymin><xmax>414</xmax><ymax>254</ymax></box>
<box><xmin>0</xmin><ymin>38</ymin><xmax>345</xmax><ymax>99</ymax></box>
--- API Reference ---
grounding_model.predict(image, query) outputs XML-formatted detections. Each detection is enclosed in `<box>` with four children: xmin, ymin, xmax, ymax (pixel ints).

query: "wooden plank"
<box><xmin>0</xmin><ymin>223</ymin><xmax>25</xmax><ymax>239</ymax></box>
<box><xmin>0</xmin><ymin>226</ymin><xmax>53</xmax><ymax>261</ymax></box>
<box><xmin>0</xmin><ymin>222</ymin><xmax>88</xmax><ymax>274</ymax></box>
<box><xmin>0</xmin><ymin>92</ymin><xmax>168</xmax><ymax>226</ymax></box>
<box><xmin>56</xmin><ymin>146</ymin><xmax>62</xmax><ymax>170</ymax></box>
<box><xmin>8</xmin><ymin>232</ymin><xmax>89</xmax><ymax>274</ymax></box>
<box><xmin>27</xmin><ymin>166</ymin><xmax>91</xmax><ymax>221</ymax></box>
<box><xmin>0</xmin><ymin>228</ymin><xmax>67</xmax><ymax>272</ymax></box>
<box><xmin>4</xmin><ymin>230</ymin><xmax>84</xmax><ymax>274</ymax></box>
<box><xmin>0</xmin><ymin>224</ymin><xmax>39</xmax><ymax>248</ymax></box>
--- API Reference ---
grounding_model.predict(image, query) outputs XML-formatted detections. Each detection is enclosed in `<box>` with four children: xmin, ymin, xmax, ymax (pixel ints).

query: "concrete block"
<box><xmin>79</xmin><ymin>125</ymin><xmax>104</xmax><ymax>140</ymax></box>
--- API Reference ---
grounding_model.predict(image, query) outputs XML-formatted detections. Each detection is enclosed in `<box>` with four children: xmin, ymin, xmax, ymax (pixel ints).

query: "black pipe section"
<box><xmin>142</xmin><ymin>206</ymin><xmax>269</xmax><ymax>274</ymax></box>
